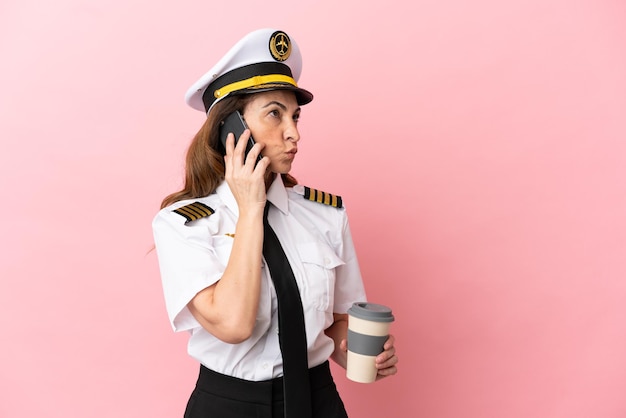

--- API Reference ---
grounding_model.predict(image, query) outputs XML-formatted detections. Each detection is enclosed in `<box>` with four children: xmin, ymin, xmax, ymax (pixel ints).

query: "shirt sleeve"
<box><xmin>332</xmin><ymin>209</ymin><xmax>367</xmax><ymax>313</ymax></box>
<box><xmin>152</xmin><ymin>207</ymin><xmax>225</xmax><ymax>332</ymax></box>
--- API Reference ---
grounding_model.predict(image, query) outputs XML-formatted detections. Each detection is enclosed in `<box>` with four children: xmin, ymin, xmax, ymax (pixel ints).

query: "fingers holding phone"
<box><xmin>220</xmin><ymin>111</ymin><xmax>264</xmax><ymax>164</ymax></box>
<box><xmin>222</xmin><ymin>125</ymin><xmax>268</xmax><ymax>211</ymax></box>
<box><xmin>227</xmin><ymin>129</ymin><xmax>267</xmax><ymax>170</ymax></box>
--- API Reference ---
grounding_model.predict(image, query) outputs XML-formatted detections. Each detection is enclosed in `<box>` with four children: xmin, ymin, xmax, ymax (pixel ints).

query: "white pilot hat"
<box><xmin>185</xmin><ymin>28</ymin><xmax>314</xmax><ymax>115</ymax></box>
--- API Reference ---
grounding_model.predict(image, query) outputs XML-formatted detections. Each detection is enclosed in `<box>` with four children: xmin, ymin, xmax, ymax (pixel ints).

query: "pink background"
<box><xmin>1</xmin><ymin>0</ymin><xmax>625</xmax><ymax>417</ymax></box>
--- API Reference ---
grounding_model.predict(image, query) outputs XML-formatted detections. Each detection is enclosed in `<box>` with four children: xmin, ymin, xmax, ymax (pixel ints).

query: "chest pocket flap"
<box><xmin>297</xmin><ymin>241</ymin><xmax>345</xmax><ymax>269</ymax></box>
<box><xmin>296</xmin><ymin>241</ymin><xmax>345</xmax><ymax>312</ymax></box>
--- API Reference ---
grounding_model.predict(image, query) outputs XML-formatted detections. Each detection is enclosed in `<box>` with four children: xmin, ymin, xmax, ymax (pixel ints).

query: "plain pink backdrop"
<box><xmin>1</xmin><ymin>0</ymin><xmax>625</xmax><ymax>417</ymax></box>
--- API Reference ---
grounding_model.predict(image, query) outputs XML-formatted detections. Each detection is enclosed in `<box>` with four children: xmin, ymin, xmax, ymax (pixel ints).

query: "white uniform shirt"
<box><xmin>152</xmin><ymin>176</ymin><xmax>366</xmax><ymax>381</ymax></box>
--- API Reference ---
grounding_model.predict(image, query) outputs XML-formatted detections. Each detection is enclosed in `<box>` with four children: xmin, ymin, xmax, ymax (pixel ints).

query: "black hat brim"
<box><xmin>232</xmin><ymin>84</ymin><xmax>314</xmax><ymax>106</ymax></box>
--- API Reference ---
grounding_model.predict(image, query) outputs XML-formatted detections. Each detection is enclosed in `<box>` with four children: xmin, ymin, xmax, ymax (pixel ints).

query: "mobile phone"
<box><xmin>219</xmin><ymin>111</ymin><xmax>263</xmax><ymax>165</ymax></box>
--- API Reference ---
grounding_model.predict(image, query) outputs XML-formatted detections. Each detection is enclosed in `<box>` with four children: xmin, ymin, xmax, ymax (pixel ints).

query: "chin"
<box><xmin>271</xmin><ymin>162</ymin><xmax>293</xmax><ymax>174</ymax></box>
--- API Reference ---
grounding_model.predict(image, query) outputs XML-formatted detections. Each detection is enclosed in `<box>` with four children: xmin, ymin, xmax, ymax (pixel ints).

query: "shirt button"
<box><xmin>276</xmin><ymin>327</ymin><xmax>280</xmax><ymax>334</ymax></box>
<box><xmin>324</xmin><ymin>257</ymin><xmax>331</xmax><ymax>266</ymax></box>
<box><xmin>262</xmin><ymin>362</ymin><xmax>269</xmax><ymax>369</ymax></box>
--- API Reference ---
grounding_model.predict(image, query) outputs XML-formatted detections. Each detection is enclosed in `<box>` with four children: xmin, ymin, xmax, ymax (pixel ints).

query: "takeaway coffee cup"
<box><xmin>346</xmin><ymin>302</ymin><xmax>394</xmax><ymax>383</ymax></box>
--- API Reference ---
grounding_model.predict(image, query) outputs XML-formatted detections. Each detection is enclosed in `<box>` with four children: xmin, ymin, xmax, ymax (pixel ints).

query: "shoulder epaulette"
<box><xmin>302</xmin><ymin>186</ymin><xmax>343</xmax><ymax>208</ymax></box>
<box><xmin>172</xmin><ymin>202</ymin><xmax>215</xmax><ymax>224</ymax></box>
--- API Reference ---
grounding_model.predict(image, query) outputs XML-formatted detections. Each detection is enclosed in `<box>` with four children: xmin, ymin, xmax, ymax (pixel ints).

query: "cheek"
<box><xmin>254</xmin><ymin>136</ymin><xmax>272</xmax><ymax>151</ymax></box>
<box><xmin>253</xmin><ymin>130</ymin><xmax>282</xmax><ymax>150</ymax></box>
<box><xmin>249</xmin><ymin>128</ymin><xmax>267</xmax><ymax>145</ymax></box>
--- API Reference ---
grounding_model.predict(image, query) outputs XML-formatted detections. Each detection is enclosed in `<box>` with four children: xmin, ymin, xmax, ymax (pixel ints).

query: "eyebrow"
<box><xmin>261</xmin><ymin>101</ymin><xmax>301</xmax><ymax>113</ymax></box>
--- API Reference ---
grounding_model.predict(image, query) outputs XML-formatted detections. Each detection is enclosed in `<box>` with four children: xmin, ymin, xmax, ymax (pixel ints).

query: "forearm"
<box><xmin>325</xmin><ymin>313</ymin><xmax>348</xmax><ymax>369</ymax></box>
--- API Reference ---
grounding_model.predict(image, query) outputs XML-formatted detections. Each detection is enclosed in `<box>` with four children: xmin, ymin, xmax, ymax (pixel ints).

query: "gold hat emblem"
<box><xmin>269</xmin><ymin>31</ymin><xmax>291</xmax><ymax>62</ymax></box>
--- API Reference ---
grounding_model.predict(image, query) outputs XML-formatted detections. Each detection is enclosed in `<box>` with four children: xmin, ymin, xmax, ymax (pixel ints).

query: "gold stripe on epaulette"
<box><xmin>173</xmin><ymin>202</ymin><xmax>215</xmax><ymax>223</ymax></box>
<box><xmin>303</xmin><ymin>186</ymin><xmax>343</xmax><ymax>208</ymax></box>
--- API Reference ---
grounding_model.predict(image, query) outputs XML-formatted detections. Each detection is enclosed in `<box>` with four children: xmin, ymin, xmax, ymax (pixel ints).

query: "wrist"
<box><xmin>237</xmin><ymin>203</ymin><xmax>265</xmax><ymax>219</ymax></box>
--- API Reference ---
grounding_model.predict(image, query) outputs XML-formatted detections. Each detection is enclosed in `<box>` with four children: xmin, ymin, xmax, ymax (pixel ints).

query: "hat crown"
<box><xmin>185</xmin><ymin>28</ymin><xmax>311</xmax><ymax>114</ymax></box>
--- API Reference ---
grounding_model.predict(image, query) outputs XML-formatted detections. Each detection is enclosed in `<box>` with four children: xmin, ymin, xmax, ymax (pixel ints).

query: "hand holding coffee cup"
<box><xmin>346</xmin><ymin>302</ymin><xmax>395</xmax><ymax>383</ymax></box>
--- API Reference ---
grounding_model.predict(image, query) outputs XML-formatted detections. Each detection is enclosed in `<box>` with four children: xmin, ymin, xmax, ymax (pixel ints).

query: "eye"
<box><xmin>268</xmin><ymin>109</ymin><xmax>281</xmax><ymax>118</ymax></box>
<box><xmin>293</xmin><ymin>112</ymin><xmax>300</xmax><ymax>123</ymax></box>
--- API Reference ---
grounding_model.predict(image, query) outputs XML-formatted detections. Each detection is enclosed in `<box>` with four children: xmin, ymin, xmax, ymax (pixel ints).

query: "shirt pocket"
<box><xmin>297</xmin><ymin>241</ymin><xmax>345</xmax><ymax>312</ymax></box>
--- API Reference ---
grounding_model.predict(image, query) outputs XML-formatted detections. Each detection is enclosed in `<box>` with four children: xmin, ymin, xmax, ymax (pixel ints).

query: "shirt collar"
<box><xmin>266</xmin><ymin>175</ymin><xmax>289</xmax><ymax>215</ymax></box>
<box><xmin>215</xmin><ymin>175</ymin><xmax>289</xmax><ymax>216</ymax></box>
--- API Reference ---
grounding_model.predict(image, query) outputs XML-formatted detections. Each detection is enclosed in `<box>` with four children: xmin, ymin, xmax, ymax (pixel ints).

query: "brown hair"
<box><xmin>160</xmin><ymin>94</ymin><xmax>298</xmax><ymax>209</ymax></box>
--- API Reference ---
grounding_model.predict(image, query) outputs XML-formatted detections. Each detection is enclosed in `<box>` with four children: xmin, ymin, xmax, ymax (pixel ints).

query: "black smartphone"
<box><xmin>219</xmin><ymin>111</ymin><xmax>263</xmax><ymax>165</ymax></box>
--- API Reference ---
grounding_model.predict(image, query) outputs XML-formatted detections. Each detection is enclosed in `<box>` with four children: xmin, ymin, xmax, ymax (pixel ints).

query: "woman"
<box><xmin>153</xmin><ymin>28</ymin><xmax>398</xmax><ymax>418</ymax></box>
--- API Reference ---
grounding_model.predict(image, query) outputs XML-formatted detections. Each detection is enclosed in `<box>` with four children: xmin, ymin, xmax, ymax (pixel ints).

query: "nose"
<box><xmin>284</xmin><ymin>119</ymin><xmax>300</xmax><ymax>143</ymax></box>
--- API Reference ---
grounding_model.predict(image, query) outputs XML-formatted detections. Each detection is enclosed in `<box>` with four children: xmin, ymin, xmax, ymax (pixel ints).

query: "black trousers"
<box><xmin>184</xmin><ymin>361</ymin><xmax>348</xmax><ymax>418</ymax></box>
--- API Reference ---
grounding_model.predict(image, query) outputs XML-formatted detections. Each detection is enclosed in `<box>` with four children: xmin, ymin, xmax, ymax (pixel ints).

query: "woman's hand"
<box><xmin>223</xmin><ymin>129</ymin><xmax>269</xmax><ymax>214</ymax></box>
<box><xmin>373</xmin><ymin>334</ymin><xmax>398</xmax><ymax>380</ymax></box>
<box><xmin>337</xmin><ymin>334</ymin><xmax>399</xmax><ymax>381</ymax></box>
